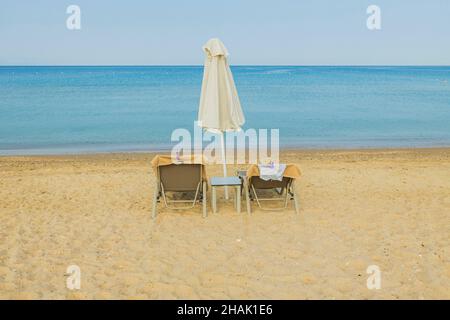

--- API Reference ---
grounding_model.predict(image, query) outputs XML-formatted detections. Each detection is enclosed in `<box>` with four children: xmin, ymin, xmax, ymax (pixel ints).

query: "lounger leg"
<box><xmin>152</xmin><ymin>181</ymin><xmax>158</xmax><ymax>219</ymax></box>
<box><xmin>202</xmin><ymin>182</ymin><xmax>207</xmax><ymax>218</ymax></box>
<box><xmin>244</xmin><ymin>180</ymin><xmax>251</xmax><ymax>214</ymax></box>
<box><xmin>212</xmin><ymin>186</ymin><xmax>217</xmax><ymax>214</ymax></box>
<box><xmin>292</xmin><ymin>182</ymin><xmax>300</xmax><ymax>215</ymax></box>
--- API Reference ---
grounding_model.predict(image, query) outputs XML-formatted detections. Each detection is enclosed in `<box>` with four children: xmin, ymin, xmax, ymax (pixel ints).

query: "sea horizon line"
<box><xmin>1</xmin><ymin>64</ymin><xmax>450</xmax><ymax>68</ymax></box>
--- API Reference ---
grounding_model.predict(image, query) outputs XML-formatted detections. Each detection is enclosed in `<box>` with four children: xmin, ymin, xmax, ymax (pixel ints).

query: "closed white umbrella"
<box><xmin>198</xmin><ymin>38</ymin><xmax>245</xmax><ymax>198</ymax></box>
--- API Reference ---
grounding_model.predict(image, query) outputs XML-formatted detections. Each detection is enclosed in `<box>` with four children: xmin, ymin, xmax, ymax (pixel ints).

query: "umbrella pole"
<box><xmin>220</xmin><ymin>132</ymin><xmax>229</xmax><ymax>199</ymax></box>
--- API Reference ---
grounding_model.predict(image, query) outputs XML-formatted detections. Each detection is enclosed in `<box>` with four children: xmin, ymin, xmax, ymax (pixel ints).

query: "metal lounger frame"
<box><xmin>152</xmin><ymin>163</ymin><xmax>207</xmax><ymax>219</ymax></box>
<box><xmin>245</xmin><ymin>176</ymin><xmax>300</xmax><ymax>214</ymax></box>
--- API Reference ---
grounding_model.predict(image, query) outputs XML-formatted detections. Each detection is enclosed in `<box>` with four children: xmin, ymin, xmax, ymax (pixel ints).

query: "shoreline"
<box><xmin>1</xmin><ymin>146</ymin><xmax>450</xmax><ymax>160</ymax></box>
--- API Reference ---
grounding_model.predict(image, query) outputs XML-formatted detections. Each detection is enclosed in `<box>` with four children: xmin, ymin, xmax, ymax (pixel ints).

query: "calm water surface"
<box><xmin>0</xmin><ymin>66</ymin><xmax>449</xmax><ymax>155</ymax></box>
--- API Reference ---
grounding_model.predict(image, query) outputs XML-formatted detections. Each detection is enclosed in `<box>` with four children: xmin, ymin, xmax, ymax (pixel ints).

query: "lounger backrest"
<box><xmin>159</xmin><ymin>164</ymin><xmax>202</xmax><ymax>192</ymax></box>
<box><xmin>250</xmin><ymin>176</ymin><xmax>291</xmax><ymax>189</ymax></box>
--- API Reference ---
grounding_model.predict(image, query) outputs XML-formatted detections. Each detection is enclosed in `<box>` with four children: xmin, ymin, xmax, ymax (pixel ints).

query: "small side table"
<box><xmin>210</xmin><ymin>176</ymin><xmax>242</xmax><ymax>214</ymax></box>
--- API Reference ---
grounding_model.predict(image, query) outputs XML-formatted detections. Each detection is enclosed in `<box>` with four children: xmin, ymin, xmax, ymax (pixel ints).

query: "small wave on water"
<box><xmin>263</xmin><ymin>69</ymin><xmax>293</xmax><ymax>75</ymax></box>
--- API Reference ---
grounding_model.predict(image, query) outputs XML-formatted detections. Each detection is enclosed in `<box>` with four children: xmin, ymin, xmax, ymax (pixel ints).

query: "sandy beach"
<box><xmin>0</xmin><ymin>148</ymin><xmax>449</xmax><ymax>300</ymax></box>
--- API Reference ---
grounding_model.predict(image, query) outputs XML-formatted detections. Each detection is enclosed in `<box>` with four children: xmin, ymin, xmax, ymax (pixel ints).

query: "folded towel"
<box><xmin>258</xmin><ymin>163</ymin><xmax>286</xmax><ymax>181</ymax></box>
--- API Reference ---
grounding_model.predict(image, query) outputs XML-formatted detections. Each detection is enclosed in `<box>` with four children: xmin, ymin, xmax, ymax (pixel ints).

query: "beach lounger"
<box><xmin>243</xmin><ymin>164</ymin><xmax>301</xmax><ymax>214</ymax></box>
<box><xmin>151</xmin><ymin>155</ymin><xmax>207</xmax><ymax>219</ymax></box>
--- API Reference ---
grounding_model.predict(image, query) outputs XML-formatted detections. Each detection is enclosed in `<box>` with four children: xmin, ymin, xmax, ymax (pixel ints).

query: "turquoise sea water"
<box><xmin>0</xmin><ymin>66</ymin><xmax>449</xmax><ymax>155</ymax></box>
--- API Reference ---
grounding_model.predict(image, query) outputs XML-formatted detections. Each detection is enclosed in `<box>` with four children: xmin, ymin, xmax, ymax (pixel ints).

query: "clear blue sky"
<box><xmin>0</xmin><ymin>0</ymin><xmax>449</xmax><ymax>65</ymax></box>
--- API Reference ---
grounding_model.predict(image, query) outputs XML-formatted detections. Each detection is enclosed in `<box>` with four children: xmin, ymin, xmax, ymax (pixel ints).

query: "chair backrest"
<box><xmin>249</xmin><ymin>176</ymin><xmax>291</xmax><ymax>189</ymax></box>
<box><xmin>158</xmin><ymin>164</ymin><xmax>202</xmax><ymax>192</ymax></box>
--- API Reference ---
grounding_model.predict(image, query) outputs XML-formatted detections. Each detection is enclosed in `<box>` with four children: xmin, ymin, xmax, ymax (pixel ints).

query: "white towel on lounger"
<box><xmin>258</xmin><ymin>163</ymin><xmax>286</xmax><ymax>181</ymax></box>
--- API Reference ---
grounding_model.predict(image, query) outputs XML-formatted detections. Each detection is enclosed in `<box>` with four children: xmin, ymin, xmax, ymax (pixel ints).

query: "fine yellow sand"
<box><xmin>0</xmin><ymin>148</ymin><xmax>449</xmax><ymax>300</ymax></box>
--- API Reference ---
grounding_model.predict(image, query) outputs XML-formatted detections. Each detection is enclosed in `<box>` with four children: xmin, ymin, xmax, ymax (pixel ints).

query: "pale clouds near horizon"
<box><xmin>0</xmin><ymin>0</ymin><xmax>449</xmax><ymax>65</ymax></box>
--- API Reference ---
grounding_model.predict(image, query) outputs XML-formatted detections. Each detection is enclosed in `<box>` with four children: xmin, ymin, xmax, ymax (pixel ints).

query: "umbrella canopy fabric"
<box><xmin>197</xmin><ymin>38</ymin><xmax>245</xmax><ymax>199</ymax></box>
<box><xmin>198</xmin><ymin>38</ymin><xmax>245</xmax><ymax>132</ymax></box>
